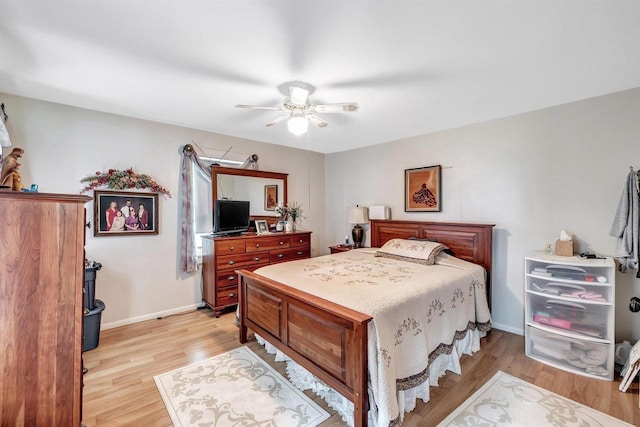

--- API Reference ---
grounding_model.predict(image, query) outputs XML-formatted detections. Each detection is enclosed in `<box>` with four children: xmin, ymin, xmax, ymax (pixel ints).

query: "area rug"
<box><xmin>438</xmin><ymin>371</ymin><xmax>633</xmax><ymax>427</ymax></box>
<box><xmin>154</xmin><ymin>346</ymin><xmax>330</xmax><ymax>426</ymax></box>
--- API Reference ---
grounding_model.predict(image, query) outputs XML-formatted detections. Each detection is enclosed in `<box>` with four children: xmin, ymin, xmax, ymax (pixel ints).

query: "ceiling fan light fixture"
<box><xmin>289</xmin><ymin>86</ymin><xmax>309</xmax><ymax>106</ymax></box>
<box><xmin>314</xmin><ymin>103</ymin><xmax>359</xmax><ymax>113</ymax></box>
<box><xmin>236</xmin><ymin>81</ymin><xmax>357</xmax><ymax>133</ymax></box>
<box><xmin>287</xmin><ymin>116</ymin><xmax>308</xmax><ymax>136</ymax></box>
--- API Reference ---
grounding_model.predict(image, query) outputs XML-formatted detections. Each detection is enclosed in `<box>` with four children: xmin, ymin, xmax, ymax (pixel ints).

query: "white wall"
<box><xmin>5</xmin><ymin>89</ymin><xmax>640</xmax><ymax>341</ymax></box>
<box><xmin>325</xmin><ymin>88</ymin><xmax>640</xmax><ymax>341</ymax></box>
<box><xmin>1</xmin><ymin>94</ymin><xmax>326</xmax><ymax>328</ymax></box>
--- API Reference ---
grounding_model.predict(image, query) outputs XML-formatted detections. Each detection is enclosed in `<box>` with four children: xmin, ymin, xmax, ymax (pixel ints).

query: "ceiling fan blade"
<box><xmin>235</xmin><ymin>104</ymin><xmax>283</xmax><ymax>110</ymax></box>
<box><xmin>313</xmin><ymin>102</ymin><xmax>359</xmax><ymax>113</ymax></box>
<box><xmin>265</xmin><ymin>114</ymin><xmax>290</xmax><ymax>127</ymax></box>
<box><xmin>306</xmin><ymin>114</ymin><xmax>328</xmax><ymax>128</ymax></box>
<box><xmin>289</xmin><ymin>86</ymin><xmax>309</xmax><ymax>106</ymax></box>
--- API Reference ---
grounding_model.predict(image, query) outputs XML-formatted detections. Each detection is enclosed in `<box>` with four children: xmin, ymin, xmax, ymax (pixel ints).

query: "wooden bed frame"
<box><xmin>237</xmin><ymin>219</ymin><xmax>494</xmax><ymax>427</ymax></box>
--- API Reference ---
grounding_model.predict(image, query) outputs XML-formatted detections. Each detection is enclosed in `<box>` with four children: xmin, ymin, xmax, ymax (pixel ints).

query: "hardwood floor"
<box><xmin>82</xmin><ymin>308</ymin><xmax>639</xmax><ymax>426</ymax></box>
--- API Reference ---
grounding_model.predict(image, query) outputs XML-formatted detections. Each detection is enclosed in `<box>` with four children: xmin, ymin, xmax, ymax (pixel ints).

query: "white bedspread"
<box><xmin>253</xmin><ymin>249</ymin><xmax>492</xmax><ymax>427</ymax></box>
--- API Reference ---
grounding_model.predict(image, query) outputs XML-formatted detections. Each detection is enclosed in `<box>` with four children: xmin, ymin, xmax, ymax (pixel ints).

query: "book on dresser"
<box><xmin>201</xmin><ymin>230</ymin><xmax>312</xmax><ymax>316</ymax></box>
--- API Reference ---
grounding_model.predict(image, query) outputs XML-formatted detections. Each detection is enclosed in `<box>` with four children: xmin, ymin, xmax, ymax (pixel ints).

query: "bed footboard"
<box><xmin>238</xmin><ymin>269</ymin><xmax>373</xmax><ymax>427</ymax></box>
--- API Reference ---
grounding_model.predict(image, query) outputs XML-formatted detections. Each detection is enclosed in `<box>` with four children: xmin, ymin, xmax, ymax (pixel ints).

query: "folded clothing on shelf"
<box><xmin>531</xmin><ymin>282</ymin><xmax>607</xmax><ymax>301</ymax></box>
<box><xmin>531</xmin><ymin>332</ymin><xmax>608</xmax><ymax>375</ymax></box>
<box><xmin>533</xmin><ymin>308</ymin><xmax>605</xmax><ymax>338</ymax></box>
<box><xmin>532</xmin><ymin>265</ymin><xmax>607</xmax><ymax>283</ymax></box>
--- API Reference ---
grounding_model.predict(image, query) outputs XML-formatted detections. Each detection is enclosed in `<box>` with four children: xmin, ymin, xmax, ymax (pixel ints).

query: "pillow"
<box><xmin>408</xmin><ymin>237</ymin><xmax>438</xmax><ymax>242</ymax></box>
<box><xmin>408</xmin><ymin>237</ymin><xmax>456</xmax><ymax>256</ymax></box>
<box><xmin>374</xmin><ymin>238</ymin><xmax>448</xmax><ymax>265</ymax></box>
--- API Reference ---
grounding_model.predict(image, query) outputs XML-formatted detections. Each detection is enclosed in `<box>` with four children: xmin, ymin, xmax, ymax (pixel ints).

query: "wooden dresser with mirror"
<box><xmin>202</xmin><ymin>166</ymin><xmax>312</xmax><ymax>316</ymax></box>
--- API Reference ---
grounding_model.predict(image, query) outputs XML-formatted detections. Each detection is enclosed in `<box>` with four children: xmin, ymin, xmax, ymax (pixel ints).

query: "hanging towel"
<box><xmin>609</xmin><ymin>169</ymin><xmax>640</xmax><ymax>274</ymax></box>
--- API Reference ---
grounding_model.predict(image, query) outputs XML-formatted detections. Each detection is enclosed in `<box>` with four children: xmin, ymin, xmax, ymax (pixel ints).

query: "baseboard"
<box><xmin>491</xmin><ymin>321</ymin><xmax>524</xmax><ymax>336</ymax></box>
<box><xmin>101</xmin><ymin>303</ymin><xmax>203</xmax><ymax>330</ymax></box>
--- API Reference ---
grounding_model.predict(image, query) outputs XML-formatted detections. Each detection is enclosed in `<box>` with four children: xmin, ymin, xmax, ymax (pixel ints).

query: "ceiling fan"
<box><xmin>235</xmin><ymin>83</ymin><xmax>359</xmax><ymax>136</ymax></box>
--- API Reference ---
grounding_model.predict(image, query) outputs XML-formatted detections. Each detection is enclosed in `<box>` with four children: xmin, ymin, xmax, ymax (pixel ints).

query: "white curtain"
<box><xmin>0</xmin><ymin>104</ymin><xmax>10</xmax><ymax>149</ymax></box>
<box><xmin>179</xmin><ymin>145</ymin><xmax>258</xmax><ymax>273</ymax></box>
<box><xmin>0</xmin><ymin>105</ymin><xmax>12</xmax><ymax>169</ymax></box>
<box><xmin>179</xmin><ymin>144</ymin><xmax>212</xmax><ymax>273</ymax></box>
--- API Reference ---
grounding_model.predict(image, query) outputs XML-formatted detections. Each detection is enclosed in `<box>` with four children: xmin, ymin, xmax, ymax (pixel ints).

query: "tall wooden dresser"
<box><xmin>202</xmin><ymin>231</ymin><xmax>311</xmax><ymax>316</ymax></box>
<box><xmin>0</xmin><ymin>191</ymin><xmax>90</xmax><ymax>426</ymax></box>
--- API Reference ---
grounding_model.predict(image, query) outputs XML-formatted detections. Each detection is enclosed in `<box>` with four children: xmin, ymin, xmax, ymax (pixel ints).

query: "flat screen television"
<box><xmin>213</xmin><ymin>199</ymin><xmax>250</xmax><ymax>236</ymax></box>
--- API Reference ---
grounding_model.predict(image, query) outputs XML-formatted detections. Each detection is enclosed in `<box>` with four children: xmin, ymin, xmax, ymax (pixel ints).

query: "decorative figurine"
<box><xmin>0</xmin><ymin>147</ymin><xmax>25</xmax><ymax>191</ymax></box>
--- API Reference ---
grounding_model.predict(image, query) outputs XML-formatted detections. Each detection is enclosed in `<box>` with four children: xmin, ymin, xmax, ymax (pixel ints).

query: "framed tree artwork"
<box><xmin>264</xmin><ymin>184</ymin><xmax>278</xmax><ymax>211</ymax></box>
<box><xmin>404</xmin><ymin>165</ymin><xmax>442</xmax><ymax>212</ymax></box>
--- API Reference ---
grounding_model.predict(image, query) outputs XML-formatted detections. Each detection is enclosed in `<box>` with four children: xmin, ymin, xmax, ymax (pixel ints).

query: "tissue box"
<box><xmin>555</xmin><ymin>239</ymin><xmax>574</xmax><ymax>256</ymax></box>
<box><xmin>369</xmin><ymin>205</ymin><xmax>391</xmax><ymax>220</ymax></box>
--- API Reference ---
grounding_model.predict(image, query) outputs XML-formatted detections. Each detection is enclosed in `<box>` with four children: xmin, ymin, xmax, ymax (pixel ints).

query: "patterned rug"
<box><xmin>438</xmin><ymin>371</ymin><xmax>633</xmax><ymax>426</ymax></box>
<box><xmin>154</xmin><ymin>346</ymin><xmax>330</xmax><ymax>426</ymax></box>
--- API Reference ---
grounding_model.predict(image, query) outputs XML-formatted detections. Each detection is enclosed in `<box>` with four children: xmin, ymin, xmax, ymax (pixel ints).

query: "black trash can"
<box><xmin>83</xmin><ymin>299</ymin><xmax>105</xmax><ymax>352</ymax></box>
<box><xmin>84</xmin><ymin>261</ymin><xmax>102</xmax><ymax>311</ymax></box>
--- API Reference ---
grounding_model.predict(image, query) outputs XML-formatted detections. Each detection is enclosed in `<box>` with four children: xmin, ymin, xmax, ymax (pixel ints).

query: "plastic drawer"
<box><xmin>527</xmin><ymin>293</ymin><xmax>611</xmax><ymax>340</ymax></box>
<box><xmin>526</xmin><ymin>325</ymin><xmax>611</xmax><ymax>379</ymax></box>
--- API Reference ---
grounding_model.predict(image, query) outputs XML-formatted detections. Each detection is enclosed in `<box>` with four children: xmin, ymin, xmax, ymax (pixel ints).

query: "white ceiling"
<box><xmin>1</xmin><ymin>1</ymin><xmax>639</xmax><ymax>154</ymax></box>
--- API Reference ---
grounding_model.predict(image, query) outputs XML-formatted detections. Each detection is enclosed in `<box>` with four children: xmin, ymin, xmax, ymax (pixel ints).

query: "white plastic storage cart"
<box><xmin>524</xmin><ymin>252</ymin><xmax>615</xmax><ymax>380</ymax></box>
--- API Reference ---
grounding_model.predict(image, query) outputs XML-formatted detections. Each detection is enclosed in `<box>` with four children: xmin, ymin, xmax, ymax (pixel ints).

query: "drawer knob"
<box><xmin>297</xmin><ymin>251</ymin><xmax>303</xmax><ymax>255</ymax></box>
<box><xmin>277</xmin><ymin>254</ymin><xmax>284</xmax><ymax>258</ymax></box>
<box><xmin>299</xmin><ymin>239</ymin><xmax>303</xmax><ymax>243</ymax></box>
<box><xmin>228</xmin><ymin>260</ymin><xmax>235</xmax><ymax>265</ymax></box>
<box><xmin>230</xmin><ymin>246</ymin><xmax>234</xmax><ymax>250</ymax></box>
<box><xmin>227</xmin><ymin>275</ymin><xmax>235</xmax><ymax>281</ymax></box>
<box><xmin>279</xmin><ymin>241</ymin><xmax>284</xmax><ymax>245</ymax></box>
<box><xmin>255</xmin><ymin>244</ymin><xmax>260</xmax><ymax>248</ymax></box>
<box><xmin>254</xmin><ymin>257</ymin><xmax>261</xmax><ymax>261</ymax></box>
<box><xmin>228</xmin><ymin>292</ymin><xmax>236</xmax><ymax>298</ymax></box>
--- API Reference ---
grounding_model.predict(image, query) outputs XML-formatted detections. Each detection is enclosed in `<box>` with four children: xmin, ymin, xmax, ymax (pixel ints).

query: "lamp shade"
<box><xmin>347</xmin><ymin>206</ymin><xmax>369</xmax><ymax>224</ymax></box>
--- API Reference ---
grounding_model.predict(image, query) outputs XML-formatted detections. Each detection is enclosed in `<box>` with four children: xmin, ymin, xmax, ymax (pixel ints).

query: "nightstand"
<box><xmin>329</xmin><ymin>244</ymin><xmax>353</xmax><ymax>254</ymax></box>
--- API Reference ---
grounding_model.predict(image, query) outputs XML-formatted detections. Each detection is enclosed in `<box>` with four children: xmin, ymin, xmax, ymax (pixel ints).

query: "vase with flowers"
<box><xmin>275</xmin><ymin>202</ymin><xmax>304</xmax><ymax>232</ymax></box>
<box><xmin>288</xmin><ymin>201</ymin><xmax>304</xmax><ymax>231</ymax></box>
<box><xmin>275</xmin><ymin>203</ymin><xmax>288</xmax><ymax>232</ymax></box>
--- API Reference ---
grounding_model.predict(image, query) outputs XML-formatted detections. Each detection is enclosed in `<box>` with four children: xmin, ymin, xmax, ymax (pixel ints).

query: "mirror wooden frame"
<box><xmin>211</xmin><ymin>166</ymin><xmax>288</xmax><ymax>223</ymax></box>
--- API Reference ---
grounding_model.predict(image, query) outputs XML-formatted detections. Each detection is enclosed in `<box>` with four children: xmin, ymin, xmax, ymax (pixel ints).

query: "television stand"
<box><xmin>211</xmin><ymin>231</ymin><xmax>244</xmax><ymax>238</ymax></box>
<box><xmin>201</xmin><ymin>231</ymin><xmax>312</xmax><ymax>316</ymax></box>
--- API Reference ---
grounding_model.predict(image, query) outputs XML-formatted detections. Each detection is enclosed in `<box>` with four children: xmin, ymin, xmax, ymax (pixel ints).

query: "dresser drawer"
<box><xmin>245</xmin><ymin>236</ymin><xmax>291</xmax><ymax>252</ymax></box>
<box><xmin>216</xmin><ymin>285</ymin><xmax>238</xmax><ymax>307</ymax></box>
<box><xmin>217</xmin><ymin>269</ymin><xmax>239</xmax><ymax>288</ymax></box>
<box><xmin>215</xmin><ymin>239</ymin><xmax>246</xmax><ymax>255</ymax></box>
<box><xmin>290</xmin><ymin>234</ymin><xmax>311</xmax><ymax>248</ymax></box>
<box><xmin>217</xmin><ymin>251</ymin><xmax>270</xmax><ymax>269</ymax></box>
<box><xmin>203</xmin><ymin>231</ymin><xmax>312</xmax><ymax>315</ymax></box>
<box><xmin>270</xmin><ymin>247</ymin><xmax>311</xmax><ymax>264</ymax></box>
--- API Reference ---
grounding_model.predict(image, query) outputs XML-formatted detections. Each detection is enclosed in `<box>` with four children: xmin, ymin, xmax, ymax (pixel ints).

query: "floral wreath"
<box><xmin>80</xmin><ymin>168</ymin><xmax>171</xmax><ymax>198</ymax></box>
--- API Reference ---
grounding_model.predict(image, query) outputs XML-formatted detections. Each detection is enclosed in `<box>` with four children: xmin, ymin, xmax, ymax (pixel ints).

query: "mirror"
<box><xmin>211</xmin><ymin>166</ymin><xmax>288</xmax><ymax>220</ymax></box>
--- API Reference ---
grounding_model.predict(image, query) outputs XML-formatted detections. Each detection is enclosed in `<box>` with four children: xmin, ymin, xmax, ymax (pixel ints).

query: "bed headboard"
<box><xmin>370</xmin><ymin>219</ymin><xmax>495</xmax><ymax>306</ymax></box>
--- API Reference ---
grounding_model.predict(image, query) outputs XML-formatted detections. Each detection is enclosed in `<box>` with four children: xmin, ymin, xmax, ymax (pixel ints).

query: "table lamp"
<box><xmin>347</xmin><ymin>206</ymin><xmax>369</xmax><ymax>248</ymax></box>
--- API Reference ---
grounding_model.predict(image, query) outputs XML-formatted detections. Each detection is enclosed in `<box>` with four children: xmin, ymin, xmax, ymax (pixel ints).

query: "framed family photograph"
<box><xmin>255</xmin><ymin>219</ymin><xmax>269</xmax><ymax>234</ymax></box>
<box><xmin>94</xmin><ymin>190</ymin><xmax>159</xmax><ymax>237</ymax></box>
<box><xmin>405</xmin><ymin>165</ymin><xmax>442</xmax><ymax>212</ymax></box>
<box><xmin>264</xmin><ymin>184</ymin><xmax>278</xmax><ymax>211</ymax></box>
